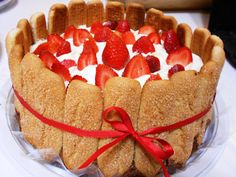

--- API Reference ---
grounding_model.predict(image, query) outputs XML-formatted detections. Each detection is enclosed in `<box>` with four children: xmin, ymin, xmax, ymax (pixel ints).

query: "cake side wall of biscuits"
<box><xmin>6</xmin><ymin>0</ymin><xmax>225</xmax><ymax>177</ymax></box>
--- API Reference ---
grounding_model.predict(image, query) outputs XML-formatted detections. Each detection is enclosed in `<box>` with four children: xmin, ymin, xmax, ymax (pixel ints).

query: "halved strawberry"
<box><xmin>168</xmin><ymin>64</ymin><xmax>185</xmax><ymax>78</ymax></box>
<box><xmin>77</xmin><ymin>41</ymin><xmax>98</xmax><ymax>70</ymax></box>
<box><xmin>133</xmin><ymin>36</ymin><xmax>155</xmax><ymax>54</ymax></box>
<box><xmin>161</xmin><ymin>31</ymin><xmax>167</xmax><ymax>41</ymax></box>
<box><xmin>123</xmin><ymin>54</ymin><xmax>151</xmax><ymax>79</ymax></box>
<box><xmin>61</xmin><ymin>59</ymin><xmax>76</xmax><ymax>69</ymax></box>
<box><xmin>56</xmin><ymin>41</ymin><xmax>71</xmax><ymax>57</ymax></box>
<box><xmin>39</xmin><ymin>51</ymin><xmax>59</xmax><ymax>69</ymax></box>
<box><xmin>138</xmin><ymin>25</ymin><xmax>156</xmax><ymax>35</ymax></box>
<box><xmin>122</xmin><ymin>31</ymin><xmax>135</xmax><ymax>45</ymax></box>
<box><xmin>33</xmin><ymin>42</ymin><xmax>49</xmax><ymax>55</ymax></box>
<box><xmin>103</xmin><ymin>21</ymin><xmax>118</xmax><ymax>30</ymax></box>
<box><xmin>116</xmin><ymin>20</ymin><xmax>130</xmax><ymax>33</ymax></box>
<box><xmin>148</xmin><ymin>32</ymin><xmax>161</xmax><ymax>44</ymax></box>
<box><xmin>94</xmin><ymin>26</ymin><xmax>113</xmax><ymax>42</ymax></box>
<box><xmin>73</xmin><ymin>29</ymin><xmax>92</xmax><ymax>46</ymax></box>
<box><xmin>113</xmin><ymin>31</ymin><xmax>122</xmax><ymax>38</ymax></box>
<box><xmin>95</xmin><ymin>64</ymin><xmax>118</xmax><ymax>89</ymax></box>
<box><xmin>163</xmin><ymin>30</ymin><xmax>180</xmax><ymax>53</ymax></box>
<box><xmin>145</xmin><ymin>55</ymin><xmax>160</xmax><ymax>73</ymax></box>
<box><xmin>70</xmin><ymin>75</ymin><xmax>87</xmax><ymax>82</ymax></box>
<box><xmin>47</xmin><ymin>34</ymin><xmax>65</xmax><ymax>53</ymax></box>
<box><xmin>91</xmin><ymin>22</ymin><xmax>103</xmax><ymax>34</ymax></box>
<box><xmin>64</xmin><ymin>25</ymin><xmax>76</xmax><ymax>39</ymax></box>
<box><xmin>51</xmin><ymin>62</ymin><xmax>71</xmax><ymax>81</ymax></box>
<box><xmin>146</xmin><ymin>74</ymin><xmax>162</xmax><ymax>82</ymax></box>
<box><xmin>166</xmin><ymin>47</ymin><xmax>193</xmax><ymax>66</ymax></box>
<box><xmin>87</xmin><ymin>38</ymin><xmax>98</xmax><ymax>53</ymax></box>
<box><xmin>102</xmin><ymin>34</ymin><xmax>129</xmax><ymax>70</ymax></box>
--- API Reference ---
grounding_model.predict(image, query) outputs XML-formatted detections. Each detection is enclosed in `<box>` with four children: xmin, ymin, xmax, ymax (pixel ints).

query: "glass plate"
<box><xmin>2</xmin><ymin>81</ymin><xmax>230</xmax><ymax>177</ymax></box>
<box><xmin>0</xmin><ymin>0</ymin><xmax>13</xmax><ymax>10</ymax></box>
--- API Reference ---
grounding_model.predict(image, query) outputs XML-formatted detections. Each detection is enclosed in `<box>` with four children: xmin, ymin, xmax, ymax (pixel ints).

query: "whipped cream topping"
<box><xmin>30</xmin><ymin>26</ymin><xmax>203</xmax><ymax>87</ymax></box>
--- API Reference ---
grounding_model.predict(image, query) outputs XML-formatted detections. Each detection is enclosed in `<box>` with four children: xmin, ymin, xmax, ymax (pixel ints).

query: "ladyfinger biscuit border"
<box><xmin>68</xmin><ymin>0</ymin><xmax>87</xmax><ymax>27</ymax></box>
<box><xmin>145</xmin><ymin>8</ymin><xmax>164</xmax><ymax>31</ymax></box>
<box><xmin>86</xmin><ymin>0</ymin><xmax>104</xmax><ymax>26</ymax></box>
<box><xmin>105</xmin><ymin>1</ymin><xmax>124</xmax><ymax>22</ymax></box>
<box><xmin>159</xmin><ymin>15</ymin><xmax>177</xmax><ymax>32</ymax></box>
<box><xmin>177</xmin><ymin>23</ymin><xmax>192</xmax><ymax>48</ymax></box>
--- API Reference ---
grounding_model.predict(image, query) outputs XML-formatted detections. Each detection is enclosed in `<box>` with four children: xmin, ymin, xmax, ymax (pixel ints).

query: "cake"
<box><xmin>5</xmin><ymin>1</ymin><xmax>225</xmax><ymax>177</ymax></box>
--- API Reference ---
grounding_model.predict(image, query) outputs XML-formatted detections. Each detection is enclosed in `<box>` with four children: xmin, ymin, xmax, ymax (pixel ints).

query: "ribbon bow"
<box><xmin>14</xmin><ymin>88</ymin><xmax>212</xmax><ymax>177</ymax></box>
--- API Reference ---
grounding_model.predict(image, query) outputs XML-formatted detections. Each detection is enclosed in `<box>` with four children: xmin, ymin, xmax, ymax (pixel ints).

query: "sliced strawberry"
<box><xmin>164</xmin><ymin>30</ymin><xmax>180</xmax><ymax>53</ymax></box>
<box><xmin>94</xmin><ymin>27</ymin><xmax>113</xmax><ymax>42</ymax></box>
<box><xmin>61</xmin><ymin>59</ymin><xmax>76</xmax><ymax>69</ymax></box>
<box><xmin>103</xmin><ymin>21</ymin><xmax>118</xmax><ymax>30</ymax></box>
<box><xmin>145</xmin><ymin>55</ymin><xmax>160</xmax><ymax>73</ymax></box>
<box><xmin>51</xmin><ymin>62</ymin><xmax>71</xmax><ymax>81</ymax></box>
<box><xmin>116</xmin><ymin>20</ymin><xmax>130</xmax><ymax>33</ymax></box>
<box><xmin>47</xmin><ymin>34</ymin><xmax>65</xmax><ymax>53</ymax></box>
<box><xmin>133</xmin><ymin>36</ymin><xmax>155</xmax><ymax>54</ymax></box>
<box><xmin>70</xmin><ymin>75</ymin><xmax>87</xmax><ymax>82</ymax></box>
<box><xmin>138</xmin><ymin>25</ymin><xmax>156</xmax><ymax>35</ymax></box>
<box><xmin>168</xmin><ymin>64</ymin><xmax>185</xmax><ymax>78</ymax></box>
<box><xmin>64</xmin><ymin>25</ymin><xmax>76</xmax><ymax>39</ymax></box>
<box><xmin>161</xmin><ymin>31</ymin><xmax>168</xmax><ymax>41</ymax></box>
<box><xmin>147</xmin><ymin>74</ymin><xmax>162</xmax><ymax>82</ymax></box>
<box><xmin>123</xmin><ymin>54</ymin><xmax>151</xmax><ymax>79</ymax></box>
<box><xmin>91</xmin><ymin>22</ymin><xmax>103</xmax><ymax>34</ymax></box>
<box><xmin>166</xmin><ymin>47</ymin><xmax>193</xmax><ymax>66</ymax></box>
<box><xmin>39</xmin><ymin>51</ymin><xmax>59</xmax><ymax>69</ymax></box>
<box><xmin>95</xmin><ymin>64</ymin><xmax>118</xmax><ymax>89</ymax></box>
<box><xmin>33</xmin><ymin>42</ymin><xmax>49</xmax><ymax>55</ymax></box>
<box><xmin>87</xmin><ymin>38</ymin><xmax>98</xmax><ymax>53</ymax></box>
<box><xmin>77</xmin><ymin>41</ymin><xmax>98</xmax><ymax>70</ymax></box>
<box><xmin>122</xmin><ymin>31</ymin><xmax>135</xmax><ymax>45</ymax></box>
<box><xmin>73</xmin><ymin>29</ymin><xmax>92</xmax><ymax>46</ymax></box>
<box><xmin>56</xmin><ymin>41</ymin><xmax>71</xmax><ymax>57</ymax></box>
<box><xmin>148</xmin><ymin>32</ymin><xmax>161</xmax><ymax>44</ymax></box>
<box><xmin>102</xmin><ymin>34</ymin><xmax>129</xmax><ymax>70</ymax></box>
<box><xmin>114</xmin><ymin>31</ymin><xmax>122</xmax><ymax>38</ymax></box>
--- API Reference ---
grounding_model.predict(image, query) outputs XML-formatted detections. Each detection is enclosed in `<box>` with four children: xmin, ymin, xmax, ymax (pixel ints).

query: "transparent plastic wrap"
<box><xmin>0</xmin><ymin>79</ymin><xmax>230</xmax><ymax>177</ymax></box>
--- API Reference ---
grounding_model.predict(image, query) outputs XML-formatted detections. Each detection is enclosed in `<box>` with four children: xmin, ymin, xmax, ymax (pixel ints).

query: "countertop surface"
<box><xmin>1</xmin><ymin>0</ymin><xmax>236</xmax><ymax>177</ymax></box>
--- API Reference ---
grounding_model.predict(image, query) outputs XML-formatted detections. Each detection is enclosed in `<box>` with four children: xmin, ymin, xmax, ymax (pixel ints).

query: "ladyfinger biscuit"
<box><xmin>105</xmin><ymin>1</ymin><xmax>124</xmax><ymax>22</ymax></box>
<box><xmin>17</xmin><ymin>19</ymin><xmax>33</xmax><ymax>53</ymax></box>
<box><xmin>145</xmin><ymin>8</ymin><xmax>163</xmax><ymax>31</ymax></box>
<box><xmin>30</xmin><ymin>12</ymin><xmax>48</xmax><ymax>42</ymax></box>
<box><xmin>68</xmin><ymin>0</ymin><xmax>87</xmax><ymax>27</ymax></box>
<box><xmin>126</xmin><ymin>3</ymin><xmax>145</xmax><ymax>30</ymax></box>
<box><xmin>159</xmin><ymin>15</ymin><xmax>177</xmax><ymax>32</ymax></box>
<box><xmin>177</xmin><ymin>23</ymin><xmax>192</xmax><ymax>48</ymax></box>
<box><xmin>20</xmin><ymin>53</ymin><xmax>65</xmax><ymax>157</ymax></box>
<box><xmin>62</xmin><ymin>80</ymin><xmax>103</xmax><ymax>170</ymax></box>
<box><xmin>5</xmin><ymin>28</ymin><xmax>24</xmax><ymax>56</ymax></box>
<box><xmin>191</xmin><ymin>27</ymin><xmax>211</xmax><ymax>57</ymax></box>
<box><xmin>87</xmin><ymin>0</ymin><xmax>104</xmax><ymax>26</ymax></box>
<box><xmin>98</xmin><ymin>77</ymin><xmax>141</xmax><ymax>177</ymax></box>
<box><xmin>48</xmin><ymin>4</ymin><xmax>69</xmax><ymax>35</ymax></box>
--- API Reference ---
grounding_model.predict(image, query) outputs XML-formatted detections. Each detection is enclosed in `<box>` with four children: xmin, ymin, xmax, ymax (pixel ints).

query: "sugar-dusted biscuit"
<box><xmin>105</xmin><ymin>1</ymin><xmax>124</xmax><ymax>22</ymax></box>
<box><xmin>5</xmin><ymin>28</ymin><xmax>24</xmax><ymax>56</ymax></box>
<box><xmin>145</xmin><ymin>8</ymin><xmax>163</xmax><ymax>31</ymax></box>
<box><xmin>126</xmin><ymin>3</ymin><xmax>145</xmax><ymax>30</ymax></box>
<box><xmin>159</xmin><ymin>15</ymin><xmax>177</xmax><ymax>32</ymax></box>
<box><xmin>62</xmin><ymin>80</ymin><xmax>103</xmax><ymax>170</ymax></box>
<box><xmin>177</xmin><ymin>23</ymin><xmax>192</xmax><ymax>48</ymax></box>
<box><xmin>87</xmin><ymin>0</ymin><xmax>104</xmax><ymax>26</ymax></box>
<box><xmin>98</xmin><ymin>77</ymin><xmax>141</xmax><ymax>177</ymax></box>
<box><xmin>17</xmin><ymin>19</ymin><xmax>33</xmax><ymax>53</ymax></box>
<box><xmin>20</xmin><ymin>53</ymin><xmax>65</xmax><ymax>158</ymax></box>
<box><xmin>30</xmin><ymin>12</ymin><xmax>48</xmax><ymax>42</ymax></box>
<box><xmin>48</xmin><ymin>4</ymin><xmax>68</xmax><ymax>34</ymax></box>
<box><xmin>68</xmin><ymin>0</ymin><xmax>87</xmax><ymax>27</ymax></box>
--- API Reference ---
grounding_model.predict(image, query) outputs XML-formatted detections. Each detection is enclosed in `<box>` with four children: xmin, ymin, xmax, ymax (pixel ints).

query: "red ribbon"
<box><xmin>13</xmin><ymin>88</ymin><xmax>212</xmax><ymax>177</ymax></box>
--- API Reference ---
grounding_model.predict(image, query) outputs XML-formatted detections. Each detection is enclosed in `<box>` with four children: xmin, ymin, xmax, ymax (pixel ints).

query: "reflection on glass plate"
<box><xmin>1</xmin><ymin>80</ymin><xmax>230</xmax><ymax>177</ymax></box>
<box><xmin>0</xmin><ymin>0</ymin><xmax>13</xmax><ymax>10</ymax></box>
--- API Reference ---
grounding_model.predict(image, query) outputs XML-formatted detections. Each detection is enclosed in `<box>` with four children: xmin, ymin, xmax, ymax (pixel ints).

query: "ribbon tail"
<box><xmin>79</xmin><ymin>133</ymin><xmax>129</xmax><ymax>169</ymax></box>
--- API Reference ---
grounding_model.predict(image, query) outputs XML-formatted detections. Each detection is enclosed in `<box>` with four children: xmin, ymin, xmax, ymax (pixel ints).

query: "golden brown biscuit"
<box><xmin>62</xmin><ymin>80</ymin><xmax>103</xmax><ymax>170</ymax></box>
<box><xmin>86</xmin><ymin>0</ymin><xmax>104</xmax><ymax>26</ymax></box>
<box><xmin>159</xmin><ymin>15</ymin><xmax>177</xmax><ymax>31</ymax></box>
<box><xmin>48</xmin><ymin>4</ymin><xmax>69</xmax><ymax>34</ymax></box>
<box><xmin>30</xmin><ymin>12</ymin><xmax>48</xmax><ymax>42</ymax></box>
<box><xmin>68</xmin><ymin>0</ymin><xmax>87</xmax><ymax>27</ymax></box>
<box><xmin>105</xmin><ymin>1</ymin><xmax>124</xmax><ymax>22</ymax></box>
<box><xmin>145</xmin><ymin>8</ymin><xmax>163</xmax><ymax>31</ymax></box>
<box><xmin>17</xmin><ymin>19</ymin><xmax>33</xmax><ymax>53</ymax></box>
<box><xmin>126</xmin><ymin>3</ymin><xmax>145</xmax><ymax>30</ymax></box>
<box><xmin>177</xmin><ymin>23</ymin><xmax>192</xmax><ymax>48</ymax></box>
<box><xmin>98</xmin><ymin>77</ymin><xmax>141</xmax><ymax>177</ymax></box>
